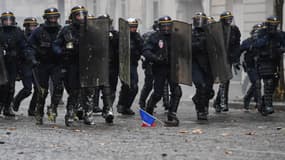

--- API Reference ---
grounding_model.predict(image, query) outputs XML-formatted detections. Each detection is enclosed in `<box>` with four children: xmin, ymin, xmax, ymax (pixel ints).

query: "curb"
<box><xmin>180</xmin><ymin>100</ymin><xmax>285</xmax><ymax>111</ymax></box>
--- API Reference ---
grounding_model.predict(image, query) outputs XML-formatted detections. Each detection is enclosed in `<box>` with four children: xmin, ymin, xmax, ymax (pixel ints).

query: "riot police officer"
<box><xmin>72</xmin><ymin>13</ymin><xmax>114</xmax><ymax>125</ymax></box>
<box><xmin>253</xmin><ymin>16</ymin><xmax>285</xmax><ymax>116</ymax></box>
<box><xmin>117</xmin><ymin>18</ymin><xmax>143</xmax><ymax>115</ymax></box>
<box><xmin>213</xmin><ymin>11</ymin><xmax>241</xmax><ymax>113</ymax></box>
<box><xmin>92</xmin><ymin>14</ymin><xmax>119</xmax><ymax>114</ymax></box>
<box><xmin>143</xmin><ymin>16</ymin><xmax>182</xmax><ymax>126</ymax></box>
<box><xmin>26</xmin><ymin>8</ymin><xmax>63</xmax><ymax>125</ymax></box>
<box><xmin>191</xmin><ymin>12</ymin><xmax>215</xmax><ymax>120</ymax></box>
<box><xmin>240</xmin><ymin>23</ymin><xmax>264</xmax><ymax>110</ymax></box>
<box><xmin>13</xmin><ymin>17</ymin><xmax>38</xmax><ymax>116</ymax></box>
<box><xmin>139</xmin><ymin>20</ymin><xmax>170</xmax><ymax>111</ymax></box>
<box><xmin>86</xmin><ymin>14</ymin><xmax>103</xmax><ymax>114</ymax></box>
<box><xmin>0</xmin><ymin>11</ymin><xmax>26</xmax><ymax>116</ymax></box>
<box><xmin>53</xmin><ymin>5</ymin><xmax>89</xmax><ymax>126</ymax></box>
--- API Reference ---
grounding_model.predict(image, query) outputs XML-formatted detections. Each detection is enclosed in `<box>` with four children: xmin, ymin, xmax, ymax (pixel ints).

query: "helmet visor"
<box><xmin>2</xmin><ymin>16</ymin><xmax>15</xmax><ymax>26</ymax></box>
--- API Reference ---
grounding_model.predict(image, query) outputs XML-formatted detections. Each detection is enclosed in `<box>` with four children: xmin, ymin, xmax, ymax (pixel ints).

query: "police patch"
<box><xmin>158</xmin><ymin>40</ymin><xmax>164</xmax><ymax>48</ymax></box>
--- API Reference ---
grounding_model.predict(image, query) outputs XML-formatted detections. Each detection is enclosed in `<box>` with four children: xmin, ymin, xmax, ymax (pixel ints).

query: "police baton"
<box><xmin>32</xmin><ymin>68</ymin><xmax>43</xmax><ymax>95</ymax></box>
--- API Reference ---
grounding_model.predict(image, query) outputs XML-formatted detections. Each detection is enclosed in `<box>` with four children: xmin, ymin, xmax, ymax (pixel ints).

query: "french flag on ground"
<box><xmin>139</xmin><ymin>108</ymin><xmax>156</xmax><ymax>127</ymax></box>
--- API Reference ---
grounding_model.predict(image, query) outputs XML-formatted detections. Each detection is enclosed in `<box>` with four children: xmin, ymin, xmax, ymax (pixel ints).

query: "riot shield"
<box><xmin>205</xmin><ymin>22</ymin><xmax>233</xmax><ymax>83</ymax></box>
<box><xmin>118</xmin><ymin>18</ymin><xmax>131</xmax><ymax>86</ymax></box>
<box><xmin>79</xmin><ymin>18</ymin><xmax>110</xmax><ymax>87</ymax></box>
<box><xmin>170</xmin><ymin>20</ymin><xmax>192</xmax><ymax>86</ymax></box>
<box><xmin>0</xmin><ymin>47</ymin><xmax>8</xmax><ymax>85</ymax></box>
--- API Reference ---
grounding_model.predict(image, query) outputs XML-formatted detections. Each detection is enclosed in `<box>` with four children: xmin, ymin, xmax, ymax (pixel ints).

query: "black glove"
<box><xmin>156</xmin><ymin>54</ymin><xmax>168</xmax><ymax>64</ymax></box>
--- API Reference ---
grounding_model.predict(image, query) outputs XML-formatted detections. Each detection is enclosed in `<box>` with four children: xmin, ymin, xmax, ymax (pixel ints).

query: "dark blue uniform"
<box><xmin>192</xmin><ymin>27</ymin><xmax>215</xmax><ymax>119</ymax></box>
<box><xmin>26</xmin><ymin>23</ymin><xmax>63</xmax><ymax>122</ymax></box>
<box><xmin>143</xmin><ymin>31</ymin><xmax>182</xmax><ymax>125</ymax></box>
<box><xmin>53</xmin><ymin>24</ymin><xmax>80</xmax><ymax>126</ymax></box>
<box><xmin>252</xmin><ymin>30</ymin><xmax>285</xmax><ymax>115</ymax></box>
<box><xmin>0</xmin><ymin>26</ymin><xmax>26</xmax><ymax>116</ymax></box>
<box><xmin>12</xmin><ymin>30</ymin><xmax>37</xmax><ymax>115</ymax></box>
<box><xmin>139</xmin><ymin>31</ymin><xmax>170</xmax><ymax>110</ymax></box>
<box><xmin>240</xmin><ymin>37</ymin><xmax>260</xmax><ymax>109</ymax></box>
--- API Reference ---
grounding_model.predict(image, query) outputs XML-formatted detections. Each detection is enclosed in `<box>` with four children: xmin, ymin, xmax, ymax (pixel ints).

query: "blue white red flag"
<box><xmin>139</xmin><ymin>108</ymin><xmax>156</xmax><ymax>127</ymax></box>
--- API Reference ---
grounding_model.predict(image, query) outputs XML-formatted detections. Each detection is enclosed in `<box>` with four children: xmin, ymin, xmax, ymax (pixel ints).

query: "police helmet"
<box><xmin>220</xmin><ymin>11</ymin><xmax>233</xmax><ymax>25</ymax></box>
<box><xmin>1</xmin><ymin>11</ymin><xmax>16</xmax><ymax>27</ymax></box>
<box><xmin>43</xmin><ymin>7</ymin><xmax>60</xmax><ymax>26</ymax></box>
<box><xmin>192</xmin><ymin>12</ymin><xmax>207</xmax><ymax>28</ymax></box>
<box><xmin>265</xmin><ymin>16</ymin><xmax>280</xmax><ymax>33</ymax></box>
<box><xmin>158</xmin><ymin>16</ymin><xmax>172</xmax><ymax>34</ymax></box>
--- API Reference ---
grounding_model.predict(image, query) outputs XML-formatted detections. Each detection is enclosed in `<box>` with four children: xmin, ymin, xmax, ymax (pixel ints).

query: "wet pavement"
<box><xmin>0</xmin><ymin>99</ymin><xmax>285</xmax><ymax>160</ymax></box>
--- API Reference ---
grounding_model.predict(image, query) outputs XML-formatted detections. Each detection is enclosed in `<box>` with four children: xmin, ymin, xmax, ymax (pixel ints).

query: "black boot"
<box><xmin>214</xmin><ymin>82</ymin><xmax>229</xmax><ymax>112</ymax></box>
<box><xmin>243</xmin><ymin>84</ymin><xmax>256</xmax><ymax>110</ymax></box>
<box><xmin>138</xmin><ymin>81</ymin><xmax>153</xmax><ymax>110</ymax></box>
<box><xmin>213</xmin><ymin>99</ymin><xmax>221</xmax><ymax>113</ymax></box>
<box><xmin>165</xmin><ymin>112</ymin><xmax>179</xmax><ymax>126</ymax></box>
<box><xmin>255</xmin><ymin>80</ymin><xmax>263</xmax><ymax>113</ymax></box>
<box><xmin>263</xmin><ymin>105</ymin><xmax>274</xmax><ymax>116</ymax></box>
<box><xmin>213</xmin><ymin>90</ymin><xmax>222</xmax><ymax>113</ymax></box>
<box><xmin>75</xmin><ymin>104</ymin><xmax>84</xmax><ymax>120</ymax></box>
<box><xmin>193</xmin><ymin>90</ymin><xmax>208</xmax><ymax>121</ymax></box>
<box><xmin>93</xmin><ymin>87</ymin><xmax>102</xmax><ymax>113</ymax></box>
<box><xmin>93</xmin><ymin>106</ymin><xmax>103</xmax><ymax>113</ymax></box>
<box><xmin>197</xmin><ymin>112</ymin><xmax>208</xmax><ymax>120</ymax></box>
<box><xmin>165</xmin><ymin>86</ymin><xmax>181</xmax><ymax>127</ymax></box>
<box><xmin>146</xmin><ymin>94</ymin><xmax>161</xmax><ymax>115</ymax></box>
<box><xmin>221</xmin><ymin>82</ymin><xmax>229</xmax><ymax>112</ymax></box>
<box><xmin>84</xmin><ymin>110</ymin><xmax>94</xmax><ymax>125</ymax></box>
<box><xmin>35</xmin><ymin>103</ymin><xmax>44</xmax><ymax>125</ymax></box>
<box><xmin>117</xmin><ymin>104</ymin><xmax>135</xmax><ymax>115</ymax></box>
<box><xmin>28</xmin><ymin>90</ymin><xmax>37</xmax><ymax>116</ymax></box>
<box><xmin>243</xmin><ymin>96</ymin><xmax>251</xmax><ymax>110</ymax></box>
<box><xmin>117</xmin><ymin>84</ymin><xmax>133</xmax><ymax>115</ymax></box>
<box><xmin>65</xmin><ymin>105</ymin><xmax>76</xmax><ymax>127</ymax></box>
<box><xmin>117</xmin><ymin>104</ymin><xmax>125</xmax><ymax>114</ymax></box>
<box><xmin>102</xmin><ymin>87</ymin><xmax>114</xmax><ymax>123</ymax></box>
<box><xmin>75</xmin><ymin>91</ymin><xmax>84</xmax><ymax>120</ymax></box>
<box><xmin>35</xmin><ymin>89</ymin><xmax>48</xmax><ymax>125</ymax></box>
<box><xmin>123</xmin><ymin>86</ymin><xmax>138</xmax><ymax>116</ymax></box>
<box><xmin>162</xmin><ymin>80</ymin><xmax>170</xmax><ymax>111</ymax></box>
<box><xmin>13</xmin><ymin>89</ymin><xmax>32</xmax><ymax>112</ymax></box>
<box><xmin>102</xmin><ymin>107</ymin><xmax>114</xmax><ymax>123</ymax></box>
<box><xmin>3</xmin><ymin>104</ymin><xmax>15</xmax><ymax>117</ymax></box>
<box><xmin>82</xmin><ymin>88</ymin><xmax>95</xmax><ymax>125</ymax></box>
<box><xmin>261</xmin><ymin>79</ymin><xmax>275</xmax><ymax>116</ymax></box>
<box><xmin>47</xmin><ymin>104</ymin><xmax>57</xmax><ymax>123</ymax></box>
